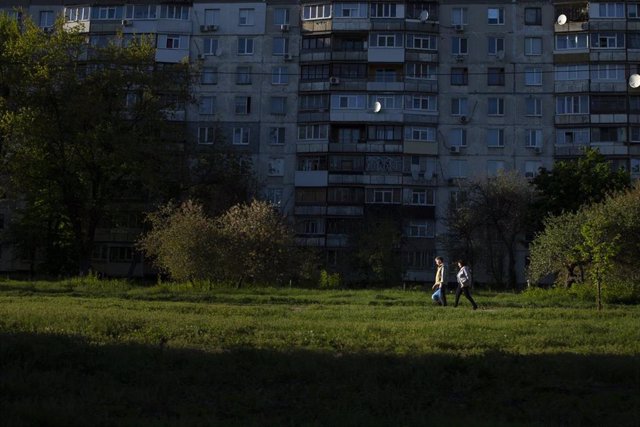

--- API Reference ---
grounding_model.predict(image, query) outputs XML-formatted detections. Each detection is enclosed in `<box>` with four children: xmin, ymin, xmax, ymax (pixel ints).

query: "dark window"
<box><xmin>591</xmin><ymin>95</ymin><xmax>625</xmax><ymax>114</ymax></box>
<box><xmin>301</xmin><ymin>64</ymin><xmax>330</xmax><ymax>81</ymax></box>
<box><xmin>630</xmin><ymin>96</ymin><xmax>640</xmax><ymax>113</ymax></box>
<box><xmin>451</xmin><ymin>67</ymin><xmax>468</xmax><ymax>85</ymax></box>
<box><xmin>524</xmin><ymin>7</ymin><xmax>542</xmax><ymax>25</ymax></box>
<box><xmin>487</xmin><ymin>67</ymin><xmax>505</xmax><ymax>86</ymax></box>
<box><xmin>332</xmin><ymin>63</ymin><xmax>367</xmax><ymax>79</ymax></box>
<box><xmin>302</xmin><ymin>36</ymin><xmax>331</xmax><ymax>50</ymax></box>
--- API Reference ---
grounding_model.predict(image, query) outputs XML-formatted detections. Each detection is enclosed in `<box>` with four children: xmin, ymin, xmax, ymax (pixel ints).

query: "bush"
<box><xmin>319</xmin><ymin>270</ymin><xmax>341</xmax><ymax>289</ymax></box>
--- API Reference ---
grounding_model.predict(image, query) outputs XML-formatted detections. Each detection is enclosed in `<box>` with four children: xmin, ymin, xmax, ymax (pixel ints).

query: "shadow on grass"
<box><xmin>1</xmin><ymin>332</ymin><xmax>638</xmax><ymax>427</ymax></box>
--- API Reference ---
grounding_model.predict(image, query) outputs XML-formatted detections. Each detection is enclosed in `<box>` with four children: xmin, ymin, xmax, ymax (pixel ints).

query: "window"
<box><xmin>335</xmin><ymin>3</ymin><xmax>368</xmax><ymax>18</ymax></box>
<box><xmin>487</xmin><ymin>68</ymin><xmax>505</xmax><ymax>86</ymax></box>
<box><xmin>591</xmin><ymin>96</ymin><xmax>625</xmax><ymax>114</ymax></box>
<box><xmin>266</xmin><ymin>188</ymin><xmax>283</xmax><ymax>207</ymax></box>
<box><xmin>198</xmin><ymin>127</ymin><xmax>215</xmax><ymax>144</ymax></box>
<box><xmin>449</xmin><ymin>160</ymin><xmax>468</xmax><ymax>178</ymax></box>
<box><xmin>269</xmin><ymin>127</ymin><xmax>286</xmax><ymax>145</ymax></box>
<box><xmin>268</xmin><ymin>158</ymin><xmax>284</xmax><ymax>176</ymax></box>
<box><xmin>273</xmin><ymin>37</ymin><xmax>289</xmax><ymax>55</ymax></box>
<box><xmin>272</xmin><ymin>66</ymin><xmax>289</xmax><ymax>85</ymax></box>
<box><xmin>336</xmin><ymin>128</ymin><xmax>363</xmax><ymax>144</ymax></box>
<box><xmin>370</xmin><ymin>3</ymin><xmax>398</xmax><ymax>18</ymax></box>
<box><xmin>449</xmin><ymin>129</ymin><xmax>467</xmax><ymax>147</ymax></box>
<box><xmin>525</xmin><ymin>67</ymin><xmax>542</xmax><ymax>86</ymax></box>
<box><xmin>236</xmin><ymin>66</ymin><xmax>251</xmax><ymax>84</ymax></box>
<box><xmin>109</xmin><ymin>247</ymin><xmax>133</xmax><ymax>263</ymax></box>
<box><xmin>204</xmin><ymin>8</ymin><xmax>220</xmax><ymax>25</ymax></box>
<box><xmin>371</xmin><ymin>33</ymin><xmax>402</xmax><ymax>48</ymax></box>
<box><xmin>334</xmin><ymin>37</ymin><xmax>364</xmax><ymax>51</ymax></box>
<box><xmin>239</xmin><ymin>8</ymin><xmax>255</xmax><ymax>26</ymax></box>
<box><xmin>631</xmin><ymin>127</ymin><xmax>640</xmax><ymax>142</ymax></box>
<box><xmin>164</xmin><ymin>35</ymin><xmax>182</xmax><ymax>49</ymax></box>
<box><xmin>525</xmin><ymin>129</ymin><xmax>542</xmax><ymax>147</ymax></box>
<box><xmin>300</xmin><ymin>94</ymin><xmax>329</xmax><ymax>111</ymax></box>
<box><xmin>405</xmin><ymin>127</ymin><xmax>436</xmax><ymax>142</ymax></box>
<box><xmin>591</xmin><ymin>32</ymin><xmax>625</xmax><ymax>49</ymax></box>
<box><xmin>631</xmin><ymin>158</ymin><xmax>640</xmax><ymax>176</ymax></box>
<box><xmin>556</xmin><ymin>128</ymin><xmax>590</xmax><ymax>145</ymax></box>
<box><xmin>65</xmin><ymin>6</ymin><xmax>90</xmax><ymax>21</ymax></box>
<box><xmin>203</xmin><ymin>38</ymin><xmax>218</xmax><ymax>55</ymax></box>
<box><xmin>201</xmin><ymin>67</ymin><xmax>217</xmax><ymax>85</ymax></box>
<box><xmin>96</xmin><ymin>6</ymin><xmax>118</xmax><ymax>20</ymax></box>
<box><xmin>451</xmin><ymin>8</ymin><xmax>467</xmax><ymax>25</ymax></box>
<box><xmin>301</xmin><ymin>64</ymin><xmax>330</xmax><ymax>81</ymax></box>
<box><xmin>335</xmin><ymin>95</ymin><xmax>366</xmax><ymax>109</ymax></box>
<box><xmin>408</xmin><ymin>189</ymin><xmax>435</xmax><ymax>206</ymax></box>
<box><xmin>333</xmin><ymin>63</ymin><xmax>367</xmax><ymax>79</ymax></box>
<box><xmin>368</xmin><ymin>125</ymin><xmax>402</xmax><ymax>141</ymax></box>
<box><xmin>525</xmin><ymin>37</ymin><xmax>542</xmax><ymax>55</ymax></box>
<box><xmin>488</xmin><ymin>97</ymin><xmax>504</xmax><ymax>116</ymax></box>
<box><xmin>160</xmin><ymin>5</ymin><xmax>189</xmax><ymax>20</ymax></box>
<box><xmin>235</xmin><ymin>96</ymin><xmax>251</xmax><ymax>114</ymax></box>
<box><xmin>592</xmin><ymin>127</ymin><xmax>624</xmax><ymax>142</ymax></box>
<box><xmin>591</xmin><ymin>64</ymin><xmax>625</xmax><ymax>81</ymax></box>
<box><xmin>487</xmin><ymin>160</ymin><xmax>506</xmax><ymax>176</ymax></box>
<box><xmin>408</xmin><ymin>95</ymin><xmax>437</xmax><ymax>112</ymax></box>
<box><xmin>237</xmin><ymin>38</ymin><xmax>254</xmax><ymax>55</ymax></box>
<box><xmin>449</xmin><ymin>190</ymin><xmax>467</xmax><ymax>210</ymax></box>
<box><xmin>406</xmin><ymin>34</ymin><xmax>438</xmax><ymax>51</ymax></box>
<box><xmin>488</xmin><ymin>37</ymin><xmax>505</xmax><ymax>56</ymax></box>
<box><xmin>404</xmin><ymin>250</ymin><xmax>433</xmax><ymax>270</ymax></box>
<box><xmin>199</xmin><ymin>96</ymin><xmax>215</xmax><ymax>114</ymax></box>
<box><xmin>524</xmin><ymin>7</ymin><xmax>542</xmax><ymax>25</ymax></box>
<box><xmin>233</xmin><ymin>127</ymin><xmax>250</xmax><ymax>145</ymax></box>
<box><xmin>591</xmin><ymin>3</ymin><xmax>625</xmax><ymax>18</ymax></box>
<box><xmin>451</xmin><ymin>98</ymin><xmax>468</xmax><ymax>116</ymax></box>
<box><xmin>406</xmin><ymin>63</ymin><xmax>437</xmax><ymax>80</ymax></box>
<box><xmin>303</xmin><ymin>4</ymin><xmax>331</xmax><ymax>20</ymax></box>
<box><xmin>408</xmin><ymin>221</ymin><xmax>434</xmax><ymax>238</ymax></box>
<box><xmin>487</xmin><ymin>8</ymin><xmax>504</xmax><ymax>25</ymax></box>
<box><xmin>270</xmin><ymin>96</ymin><xmax>287</xmax><ymax>115</ymax></box>
<box><xmin>526</xmin><ymin>97</ymin><xmax>542</xmax><ymax>117</ymax></box>
<box><xmin>451</xmin><ymin>37</ymin><xmax>468</xmax><ymax>55</ymax></box>
<box><xmin>451</xmin><ymin>68</ymin><xmax>468</xmax><ymax>85</ymax></box>
<box><xmin>556</xmin><ymin>96</ymin><xmax>589</xmax><ymax>115</ymax></box>
<box><xmin>487</xmin><ymin>129</ymin><xmax>505</xmax><ymax>147</ymax></box>
<box><xmin>630</xmin><ymin>4</ymin><xmax>640</xmax><ymax>19</ymax></box>
<box><xmin>125</xmin><ymin>5</ymin><xmax>156</xmax><ymax>20</ymax></box>
<box><xmin>555</xmin><ymin>64</ymin><xmax>589</xmax><ymax>80</ymax></box>
<box><xmin>555</xmin><ymin>34</ymin><xmax>588</xmax><ymax>50</ymax></box>
<box><xmin>525</xmin><ymin>161</ymin><xmax>542</xmax><ymax>179</ymax></box>
<box><xmin>299</xmin><ymin>124</ymin><xmax>328</xmax><ymax>140</ymax></box>
<box><xmin>39</xmin><ymin>10</ymin><xmax>55</xmax><ymax>28</ymax></box>
<box><xmin>302</xmin><ymin>36</ymin><xmax>331</xmax><ymax>50</ymax></box>
<box><xmin>371</xmin><ymin>95</ymin><xmax>403</xmax><ymax>110</ymax></box>
<box><xmin>374</xmin><ymin>68</ymin><xmax>398</xmax><ymax>82</ymax></box>
<box><xmin>274</xmin><ymin>8</ymin><xmax>290</xmax><ymax>25</ymax></box>
<box><xmin>367</xmin><ymin>188</ymin><xmax>402</xmax><ymax>204</ymax></box>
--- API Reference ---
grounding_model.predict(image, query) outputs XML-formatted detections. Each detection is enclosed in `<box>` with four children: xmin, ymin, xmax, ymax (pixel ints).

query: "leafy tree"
<box><xmin>528</xmin><ymin>209</ymin><xmax>590</xmax><ymax>288</ymax></box>
<box><xmin>217</xmin><ymin>199</ymin><xmax>299</xmax><ymax>287</ymax></box>
<box><xmin>447</xmin><ymin>172</ymin><xmax>539</xmax><ymax>288</ymax></box>
<box><xmin>0</xmin><ymin>15</ymin><xmax>190</xmax><ymax>274</ymax></box>
<box><xmin>137</xmin><ymin>200</ymin><xmax>222</xmax><ymax>282</ymax></box>
<box><xmin>533</xmin><ymin>148</ymin><xmax>629</xmax><ymax>218</ymax></box>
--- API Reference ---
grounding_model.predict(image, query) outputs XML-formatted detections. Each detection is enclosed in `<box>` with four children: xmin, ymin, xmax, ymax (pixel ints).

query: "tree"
<box><xmin>527</xmin><ymin>209</ymin><xmax>590</xmax><ymax>288</ymax></box>
<box><xmin>533</xmin><ymin>148</ymin><xmax>630</xmax><ymax>218</ymax></box>
<box><xmin>0</xmin><ymin>15</ymin><xmax>190</xmax><ymax>275</ymax></box>
<box><xmin>137</xmin><ymin>200</ymin><xmax>222</xmax><ymax>282</ymax></box>
<box><xmin>446</xmin><ymin>172</ymin><xmax>538</xmax><ymax>288</ymax></box>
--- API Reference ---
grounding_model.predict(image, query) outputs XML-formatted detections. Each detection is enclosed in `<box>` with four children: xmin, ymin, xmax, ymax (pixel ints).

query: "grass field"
<box><xmin>0</xmin><ymin>279</ymin><xmax>638</xmax><ymax>426</ymax></box>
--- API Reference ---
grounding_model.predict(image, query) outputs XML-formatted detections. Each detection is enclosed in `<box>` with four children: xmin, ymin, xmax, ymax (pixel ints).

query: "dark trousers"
<box><xmin>455</xmin><ymin>285</ymin><xmax>477</xmax><ymax>309</ymax></box>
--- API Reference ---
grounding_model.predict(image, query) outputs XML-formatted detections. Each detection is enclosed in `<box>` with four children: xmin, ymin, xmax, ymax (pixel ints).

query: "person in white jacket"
<box><xmin>454</xmin><ymin>260</ymin><xmax>478</xmax><ymax>310</ymax></box>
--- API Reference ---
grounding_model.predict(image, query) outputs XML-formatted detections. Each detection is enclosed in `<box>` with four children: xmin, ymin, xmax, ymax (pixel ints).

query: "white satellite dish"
<box><xmin>556</xmin><ymin>14</ymin><xmax>567</xmax><ymax>25</ymax></box>
<box><xmin>373</xmin><ymin>101</ymin><xmax>382</xmax><ymax>113</ymax></box>
<box><xmin>419</xmin><ymin>10</ymin><xmax>429</xmax><ymax>22</ymax></box>
<box><xmin>629</xmin><ymin>74</ymin><xmax>640</xmax><ymax>89</ymax></box>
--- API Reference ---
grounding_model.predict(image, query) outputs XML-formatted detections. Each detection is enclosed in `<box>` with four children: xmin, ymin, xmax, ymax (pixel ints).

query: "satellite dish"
<box><xmin>630</xmin><ymin>74</ymin><xmax>640</xmax><ymax>89</ymax></box>
<box><xmin>556</xmin><ymin>14</ymin><xmax>567</xmax><ymax>25</ymax></box>
<box><xmin>373</xmin><ymin>101</ymin><xmax>382</xmax><ymax>113</ymax></box>
<box><xmin>419</xmin><ymin>10</ymin><xmax>429</xmax><ymax>22</ymax></box>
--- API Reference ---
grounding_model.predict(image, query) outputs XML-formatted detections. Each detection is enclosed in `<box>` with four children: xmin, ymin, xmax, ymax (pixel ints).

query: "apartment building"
<box><xmin>0</xmin><ymin>1</ymin><xmax>638</xmax><ymax>284</ymax></box>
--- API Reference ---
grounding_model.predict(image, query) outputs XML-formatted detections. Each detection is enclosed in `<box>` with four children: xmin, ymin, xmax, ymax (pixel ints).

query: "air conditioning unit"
<box><xmin>283</xmin><ymin>53</ymin><xmax>294</xmax><ymax>61</ymax></box>
<box><xmin>534</xmin><ymin>146</ymin><xmax>542</xmax><ymax>154</ymax></box>
<box><xmin>280</xmin><ymin>24</ymin><xmax>290</xmax><ymax>32</ymax></box>
<box><xmin>200</xmin><ymin>25</ymin><xmax>218</xmax><ymax>32</ymax></box>
<box><xmin>454</xmin><ymin>24</ymin><xmax>465</xmax><ymax>32</ymax></box>
<box><xmin>459</xmin><ymin>116</ymin><xmax>468</xmax><ymax>124</ymax></box>
<box><xmin>121</xmin><ymin>19</ymin><xmax>132</xmax><ymax>27</ymax></box>
<box><xmin>450</xmin><ymin>145</ymin><xmax>461</xmax><ymax>154</ymax></box>
<box><xmin>329</xmin><ymin>76</ymin><xmax>340</xmax><ymax>85</ymax></box>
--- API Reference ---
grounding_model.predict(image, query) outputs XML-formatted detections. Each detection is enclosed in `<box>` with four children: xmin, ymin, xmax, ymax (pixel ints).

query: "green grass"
<box><xmin>0</xmin><ymin>279</ymin><xmax>639</xmax><ymax>426</ymax></box>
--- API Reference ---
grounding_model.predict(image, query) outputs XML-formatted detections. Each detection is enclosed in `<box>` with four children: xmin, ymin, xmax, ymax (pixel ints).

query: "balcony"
<box><xmin>295</xmin><ymin>237</ymin><xmax>326</xmax><ymax>247</ymax></box>
<box><xmin>368</xmin><ymin>47</ymin><xmax>405</xmax><ymax>63</ymax></box>
<box><xmin>403</xmin><ymin>141</ymin><xmax>438</xmax><ymax>155</ymax></box>
<box><xmin>589</xmin><ymin>142</ymin><xmax>628</xmax><ymax>156</ymax></box>
<box><xmin>590</xmin><ymin>114</ymin><xmax>627</xmax><ymax>124</ymax></box>
<box><xmin>555</xmin><ymin>114</ymin><xmax>590</xmax><ymax>125</ymax></box>
<box><xmin>295</xmin><ymin>170</ymin><xmax>329</xmax><ymax>187</ymax></box>
<box><xmin>326</xmin><ymin>205</ymin><xmax>364</xmax><ymax>216</ymax></box>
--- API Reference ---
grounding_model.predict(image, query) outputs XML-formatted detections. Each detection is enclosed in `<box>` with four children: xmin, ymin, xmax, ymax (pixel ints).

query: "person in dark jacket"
<box><xmin>454</xmin><ymin>259</ymin><xmax>478</xmax><ymax>310</ymax></box>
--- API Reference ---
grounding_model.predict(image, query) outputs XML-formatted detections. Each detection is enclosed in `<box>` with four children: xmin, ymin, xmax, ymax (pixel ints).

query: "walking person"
<box><xmin>431</xmin><ymin>256</ymin><xmax>447</xmax><ymax>306</ymax></box>
<box><xmin>454</xmin><ymin>260</ymin><xmax>478</xmax><ymax>310</ymax></box>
